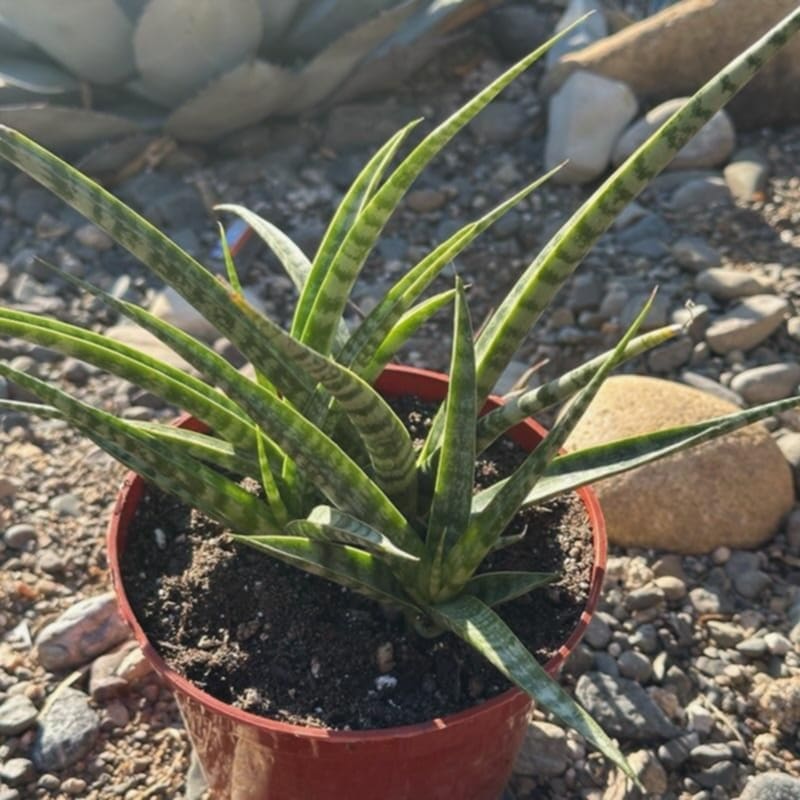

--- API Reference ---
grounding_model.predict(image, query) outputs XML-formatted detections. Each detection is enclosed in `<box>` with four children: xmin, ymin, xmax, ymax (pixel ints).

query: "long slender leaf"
<box><xmin>214</xmin><ymin>203</ymin><xmax>350</xmax><ymax>351</ymax></box>
<box><xmin>448</xmin><ymin>293</ymin><xmax>655</xmax><ymax>590</ymax></box>
<box><xmin>340</xmin><ymin>167</ymin><xmax>562</xmax><ymax>381</ymax></box>
<box><xmin>369</xmin><ymin>288</ymin><xmax>456</xmax><ymax>376</ymax></box>
<box><xmin>472</xmin><ymin>8</ymin><xmax>800</xmax><ymax>404</ymax></box>
<box><xmin>0</xmin><ymin>126</ymin><xmax>314</xmax><ymax>408</ymax></box>
<box><xmin>518</xmin><ymin>394</ymin><xmax>800</xmax><ymax>508</ymax></box>
<box><xmin>0</xmin><ymin>363</ymin><xmax>278</xmax><ymax>535</ymax></box>
<box><xmin>424</xmin><ymin>279</ymin><xmax>475</xmax><ymax>600</ymax></box>
<box><xmin>286</xmin><ymin>505</ymin><xmax>420</xmax><ymax>565</ymax></box>
<box><xmin>0</xmin><ymin>306</ymin><xmax>254</xmax><ymax>447</ymax></box>
<box><xmin>233</xmin><ymin>534</ymin><xmax>421</xmax><ymax>614</ymax></box>
<box><xmin>463</xmin><ymin>571</ymin><xmax>556</xmax><ymax>607</ymax></box>
<box><xmin>228</xmin><ymin>291</ymin><xmax>418</xmax><ymax>508</ymax></box>
<box><xmin>475</xmin><ymin>325</ymin><xmax>681</xmax><ymax>452</ymax></box>
<box><xmin>430</xmin><ymin>595</ymin><xmax>637</xmax><ymax>781</ymax></box>
<box><xmin>291</xmin><ymin>119</ymin><xmax>421</xmax><ymax>340</ymax></box>
<box><xmin>296</xmin><ymin>17</ymin><xmax>589</xmax><ymax>354</ymax></box>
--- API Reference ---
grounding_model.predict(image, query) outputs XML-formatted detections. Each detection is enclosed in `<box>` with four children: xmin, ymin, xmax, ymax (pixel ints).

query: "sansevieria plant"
<box><xmin>1</xmin><ymin>8</ymin><xmax>799</xmax><ymax>781</ymax></box>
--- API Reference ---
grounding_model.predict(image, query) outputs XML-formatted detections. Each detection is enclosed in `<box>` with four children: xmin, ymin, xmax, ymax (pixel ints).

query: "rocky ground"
<box><xmin>1</xmin><ymin>4</ymin><xmax>800</xmax><ymax>800</ymax></box>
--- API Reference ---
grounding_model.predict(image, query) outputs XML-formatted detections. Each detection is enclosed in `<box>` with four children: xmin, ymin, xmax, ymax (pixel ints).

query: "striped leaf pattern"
<box><xmin>233</xmin><ymin>534</ymin><xmax>421</xmax><ymax>614</ymax></box>
<box><xmin>450</xmin><ymin>293</ymin><xmax>656</xmax><ymax>589</ymax></box>
<box><xmin>423</xmin><ymin>280</ymin><xmax>476</xmax><ymax>600</ymax></box>
<box><xmin>340</xmin><ymin>168</ymin><xmax>560</xmax><ymax>381</ymax></box>
<box><xmin>297</xmin><ymin>19</ymin><xmax>586</xmax><ymax>354</ymax></box>
<box><xmin>522</xmin><ymin>394</ymin><xmax>800</xmax><ymax>507</ymax></box>
<box><xmin>472</xmin><ymin>9</ymin><xmax>800</xmax><ymax>402</ymax></box>
<box><xmin>475</xmin><ymin>325</ymin><xmax>681</xmax><ymax>452</ymax></box>
<box><xmin>430</xmin><ymin>595</ymin><xmax>637</xmax><ymax>781</ymax></box>
<box><xmin>0</xmin><ymin>363</ymin><xmax>277</xmax><ymax>535</ymax></box>
<box><xmin>0</xmin><ymin>126</ymin><xmax>315</xmax><ymax>409</ymax></box>
<box><xmin>292</xmin><ymin>120</ymin><xmax>420</xmax><ymax>341</ymax></box>
<box><xmin>228</xmin><ymin>292</ymin><xmax>418</xmax><ymax>507</ymax></box>
<box><xmin>463</xmin><ymin>571</ymin><xmax>556</xmax><ymax>607</ymax></box>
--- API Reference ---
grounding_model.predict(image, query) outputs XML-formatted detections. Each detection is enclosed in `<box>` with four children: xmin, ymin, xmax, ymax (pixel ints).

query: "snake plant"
<box><xmin>1</xmin><ymin>8</ymin><xmax>799</xmax><ymax>780</ymax></box>
<box><xmin>0</xmin><ymin>0</ymin><xmax>482</xmax><ymax>148</ymax></box>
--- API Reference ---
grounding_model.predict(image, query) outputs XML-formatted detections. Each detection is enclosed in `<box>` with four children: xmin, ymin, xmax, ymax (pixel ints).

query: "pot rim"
<box><xmin>107</xmin><ymin>363</ymin><xmax>607</xmax><ymax>743</ymax></box>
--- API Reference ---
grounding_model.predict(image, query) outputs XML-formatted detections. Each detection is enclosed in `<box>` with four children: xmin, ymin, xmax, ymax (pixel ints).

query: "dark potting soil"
<box><xmin>121</xmin><ymin>396</ymin><xmax>593</xmax><ymax>730</ymax></box>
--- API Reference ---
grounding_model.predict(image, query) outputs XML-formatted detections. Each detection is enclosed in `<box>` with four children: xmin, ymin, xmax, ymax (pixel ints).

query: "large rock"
<box><xmin>545</xmin><ymin>71</ymin><xmax>637</xmax><ymax>184</ymax></box>
<box><xmin>32</xmin><ymin>688</ymin><xmax>100</xmax><ymax>771</ymax></box>
<box><xmin>612</xmin><ymin>100</ymin><xmax>735</xmax><ymax>169</ymax></box>
<box><xmin>542</xmin><ymin>0</ymin><xmax>800</xmax><ymax>129</ymax></box>
<box><xmin>35</xmin><ymin>593</ymin><xmax>130</xmax><ymax>671</ymax></box>
<box><xmin>564</xmin><ymin>376</ymin><xmax>794</xmax><ymax>553</ymax></box>
<box><xmin>738</xmin><ymin>772</ymin><xmax>800</xmax><ymax>800</ymax></box>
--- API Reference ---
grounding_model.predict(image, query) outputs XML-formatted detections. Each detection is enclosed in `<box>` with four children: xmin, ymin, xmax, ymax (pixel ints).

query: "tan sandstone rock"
<box><xmin>564</xmin><ymin>375</ymin><xmax>794</xmax><ymax>553</ymax></box>
<box><xmin>542</xmin><ymin>0</ymin><xmax>800</xmax><ymax>129</ymax></box>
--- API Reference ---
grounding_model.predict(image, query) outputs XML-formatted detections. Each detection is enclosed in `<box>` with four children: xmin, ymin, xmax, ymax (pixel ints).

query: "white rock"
<box><xmin>545</xmin><ymin>70</ymin><xmax>637</xmax><ymax>185</ymax></box>
<box><xmin>694</xmin><ymin>268</ymin><xmax>771</xmax><ymax>300</ymax></box>
<box><xmin>730</xmin><ymin>363</ymin><xmax>800</xmax><ymax>404</ymax></box>
<box><xmin>763</xmin><ymin>632</ymin><xmax>792</xmax><ymax>656</ymax></box>
<box><xmin>149</xmin><ymin>286</ymin><xmax>218</xmax><ymax>341</ymax></box>
<box><xmin>613</xmin><ymin>99</ymin><xmax>735</xmax><ymax>169</ymax></box>
<box><xmin>686</xmin><ymin>703</ymin><xmax>714</xmax><ymax>734</ymax></box>
<box><xmin>705</xmin><ymin>295</ymin><xmax>789</xmax><ymax>354</ymax></box>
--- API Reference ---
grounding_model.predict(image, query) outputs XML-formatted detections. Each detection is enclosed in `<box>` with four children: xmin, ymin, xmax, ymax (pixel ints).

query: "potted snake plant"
<box><xmin>0</xmin><ymin>8</ymin><xmax>799</xmax><ymax>799</ymax></box>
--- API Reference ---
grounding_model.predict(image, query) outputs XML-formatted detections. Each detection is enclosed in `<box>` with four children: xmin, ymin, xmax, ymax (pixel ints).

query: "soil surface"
<box><xmin>121</xmin><ymin>397</ymin><xmax>593</xmax><ymax>729</ymax></box>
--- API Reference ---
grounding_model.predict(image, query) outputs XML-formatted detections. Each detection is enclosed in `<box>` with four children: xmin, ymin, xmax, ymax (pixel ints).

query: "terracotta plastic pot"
<box><xmin>108</xmin><ymin>364</ymin><xmax>607</xmax><ymax>800</ymax></box>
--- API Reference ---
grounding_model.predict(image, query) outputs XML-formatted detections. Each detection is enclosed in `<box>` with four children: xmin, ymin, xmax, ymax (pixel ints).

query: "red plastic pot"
<box><xmin>108</xmin><ymin>364</ymin><xmax>607</xmax><ymax>800</ymax></box>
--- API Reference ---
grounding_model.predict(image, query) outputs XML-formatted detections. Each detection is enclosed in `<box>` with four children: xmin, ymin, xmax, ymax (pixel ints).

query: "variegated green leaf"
<box><xmin>449</xmin><ymin>292</ymin><xmax>655</xmax><ymax>590</ymax></box>
<box><xmin>340</xmin><ymin>167</ymin><xmax>563</xmax><ymax>382</ymax></box>
<box><xmin>463</xmin><ymin>571</ymin><xmax>556</xmax><ymax>607</ymax></box>
<box><xmin>0</xmin><ymin>126</ymin><xmax>314</xmax><ymax>408</ymax></box>
<box><xmin>472</xmin><ymin>8</ymin><xmax>800</xmax><ymax>403</ymax></box>
<box><xmin>519</xmin><ymin>394</ymin><xmax>800</xmax><ymax>508</ymax></box>
<box><xmin>296</xmin><ymin>18</ymin><xmax>588</xmax><ymax>354</ymax></box>
<box><xmin>369</xmin><ymin>289</ymin><xmax>456</xmax><ymax>377</ymax></box>
<box><xmin>232</xmin><ymin>534</ymin><xmax>421</xmax><ymax>614</ymax></box>
<box><xmin>475</xmin><ymin>325</ymin><xmax>681</xmax><ymax>452</ymax></box>
<box><xmin>214</xmin><ymin>203</ymin><xmax>350</xmax><ymax>351</ymax></box>
<box><xmin>0</xmin><ymin>362</ymin><xmax>278</xmax><ymax>535</ymax></box>
<box><xmin>430</xmin><ymin>595</ymin><xmax>636</xmax><ymax>781</ymax></box>
<box><xmin>286</xmin><ymin>505</ymin><xmax>420</xmax><ymax>565</ymax></box>
<box><xmin>291</xmin><ymin>119</ymin><xmax>420</xmax><ymax>341</ymax></box>
<box><xmin>0</xmin><ymin>305</ymin><xmax>254</xmax><ymax>447</ymax></box>
<box><xmin>424</xmin><ymin>279</ymin><xmax>475</xmax><ymax>600</ymax></box>
<box><xmin>228</xmin><ymin>291</ymin><xmax>418</xmax><ymax>509</ymax></box>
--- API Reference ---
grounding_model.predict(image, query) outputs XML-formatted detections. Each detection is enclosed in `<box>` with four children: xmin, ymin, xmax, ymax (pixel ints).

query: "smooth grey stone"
<box><xmin>733</xmin><ymin>569</ymin><xmax>771</xmax><ymax>599</ymax></box>
<box><xmin>658</xmin><ymin>732</ymin><xmax>700</xmax><ymax>768</ymax></box>
<box><xmin>706</xmin><ymin>621</ymin><xmax>745</xmax><ymax>648</ymax></box>
<box><xmin>724</xmin><ymin>147</ymin><xmax>769</xmax><ymax>201</ymax></box>
<box><xmin>630</xmin><ymin>624</ymin><xmax>660</xmax><ymax>654</ymax></box>
<box><xmin>680</xmin><ymin>371</ymin><xmax>744</xmax><ymax>407</ymax></box>
<box><xmin>574</xmin><ymin>672</ymin><xmax>679</xmax><ymax>740</ymax></box>
<box><xmin>691</xmin><ymin>743</ymin><xmax>734</xmax><ymax>766</ymax></box>
<box><xmin>736</xmin><ymin>636</ymin><xmax>768</xmax><ymax>658</ymax></box>
<box><xmin>738</xmin><ymin>772</ymin><xmax>800</xmax><ymax>800</ymax></box>
<box><xmin>583</xmin><ymin>612</ymin><xmax>613</xmax><ymax>649</ymax></box>
<box><xmin>0</xmin><ymin>758</ymin><xmax>33</xmax><ymax>787</ymax></box>
<box><xmin>490</xmin><ymin>4</ymin><xmax>550</xmax><ymax>60</ymax></box>
<box><xmin>705</xmin><ymin>295</ymin><xmax>789</xmax><ymax>354</ymax></box>
<box><xmin>672</xmin><ymin>176</ymin><xmax>732</xmax><ymax>209</ymax></box>
<box><xmin>546</xmin><ymin>0</ymin><xmax>607</xmax><ymax>66</ymax></box>
<box><xmin>32</xmin><ymin>688</ymin><xmax>99</xmax><ymax>771</ymax></box>
<box><xmin>692</xmin><ymin>760</ymin><xmax>737</xmax><ymax>789</ymax></box>
<box><xmin>3</xmin><ymin>523</ymin><xmax>36</xmax><ymax>550</ymax></box>
<box><xmin>672</xmin><ymin>236</ymin><xmax>722</xmax><ymax>271</ymax></box>
<box><xmin>0</xmin><ymin>695</ymin><xmax>38</xmax><ymax>735</ymax></box>
<box><xmin>616</xmin><ymin>213</ymin><xmax>671</xmax><ymax>247</ymax></box>
<box><xmin>730</xmin><ymin>363</ymin><xmax>800</xmax><ymax>404</ymax></box>
<box><xmin>695</xmin><ymin>268</ymin><xmax>771</xmax><ymax>300</ymax></box>
<box><xmin>626</xmin><ymin>584</ymin><xmax>666</xmax><ymax>611</ymax></box>
<box><xmin>617</xmin><ymin>650</ymin><xmax>652</xmax><ymax>683</ymax></box>
<box><xmin>545</xmin><ymin>71</ymin><xmax>637</xmax><ymax>184</ymax></box>
<box><xmin>593</xmin><ymin>652</ymin><xmax>619</xmax><ymax>677</ymax></box>
<box><xmin>648</xmin><ymin>337</ymin><xmax>693</xmax><ymax>373</ymax></box>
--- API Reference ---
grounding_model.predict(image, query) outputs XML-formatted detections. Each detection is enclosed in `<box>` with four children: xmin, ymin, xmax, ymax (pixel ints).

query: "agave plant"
<box><xmin>0</xmin><ymin>0</ymin><xmax>483</xmax><ymax>150</ymax></box>
<box><xmin>1</xmin><ymin>7</ymin><xmax>799</xmax><ymax>780</ymax></box>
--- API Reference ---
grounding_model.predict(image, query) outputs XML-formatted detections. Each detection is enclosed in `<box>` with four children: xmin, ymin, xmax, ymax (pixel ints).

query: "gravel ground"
<box><xmin>1</xmin><ymin>14</ymin><xmax>800</xmax><ymax>800</ymax></box>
